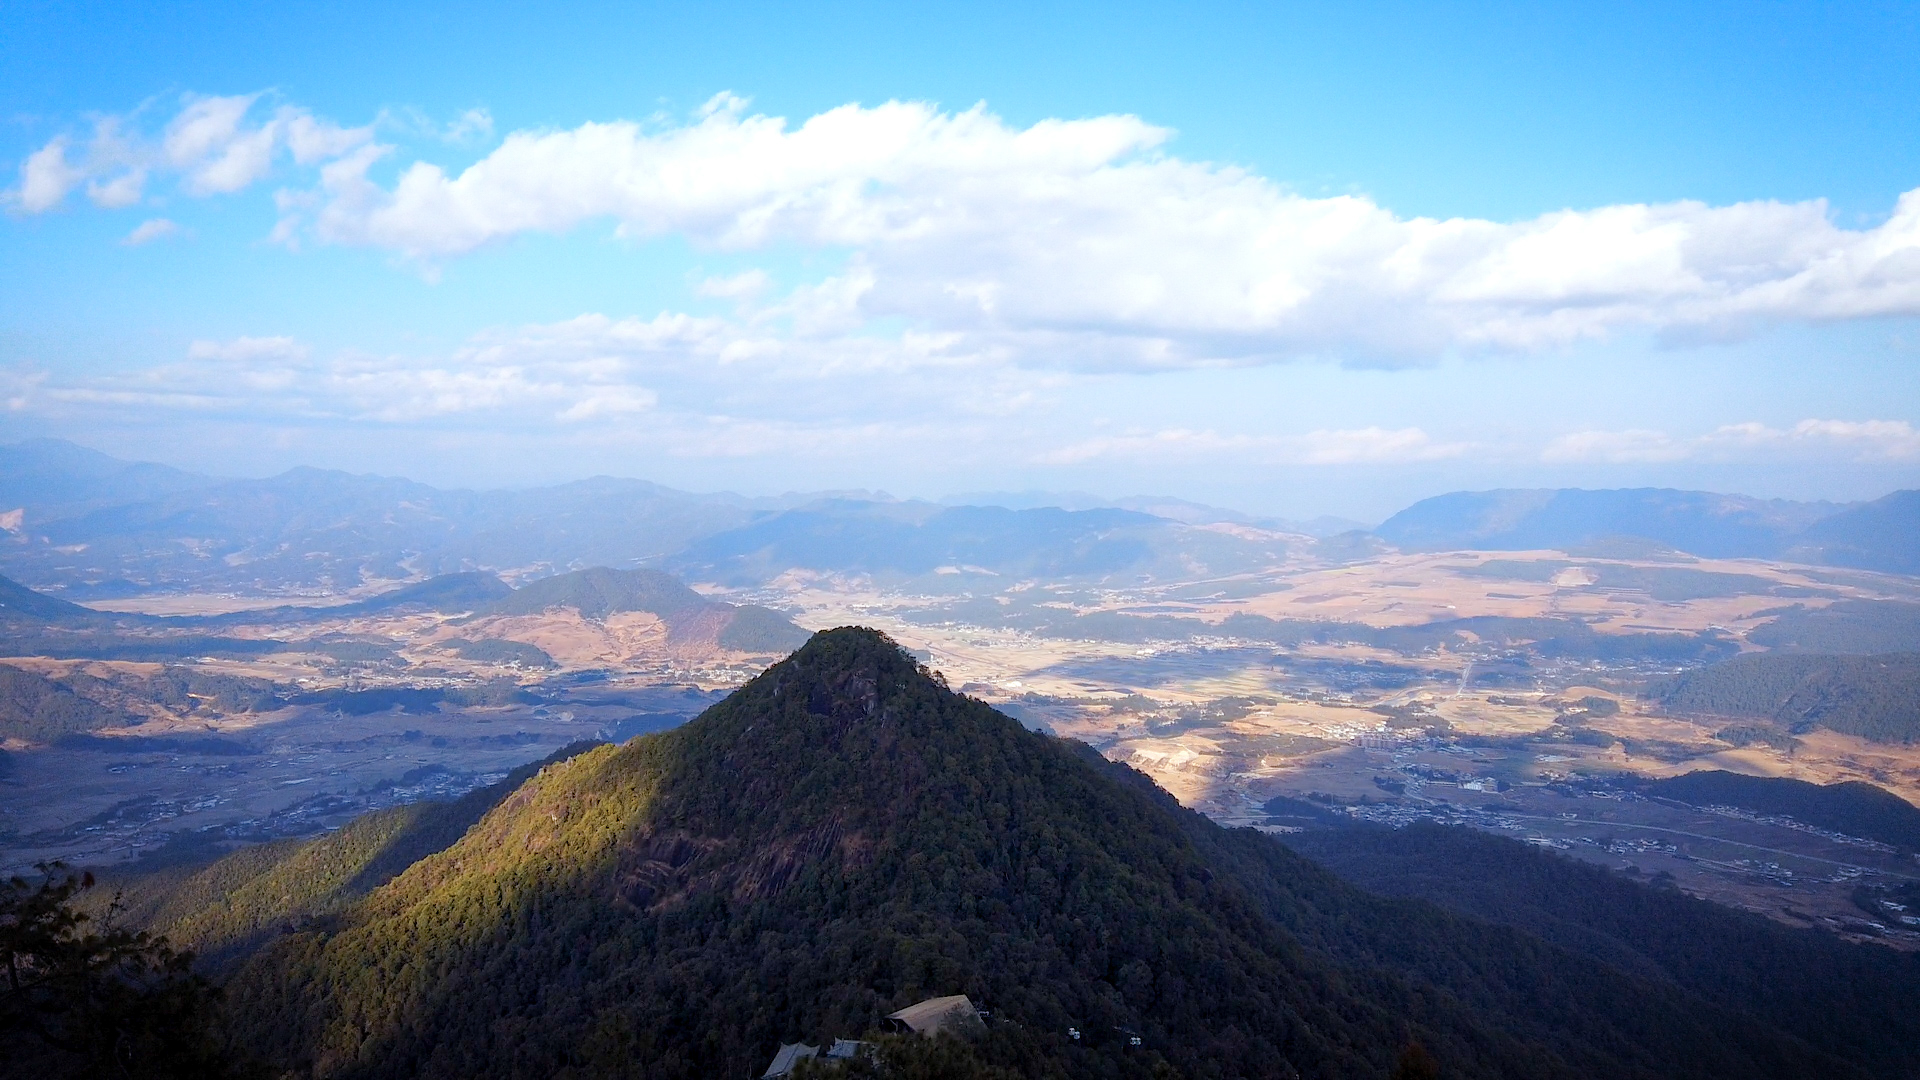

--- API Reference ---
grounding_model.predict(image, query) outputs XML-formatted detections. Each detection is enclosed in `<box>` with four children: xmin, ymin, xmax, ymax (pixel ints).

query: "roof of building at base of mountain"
<box><xmin>883</xmin><ymin>994</ymin><xmax>984</xmax><ymax>1037</ymax></box>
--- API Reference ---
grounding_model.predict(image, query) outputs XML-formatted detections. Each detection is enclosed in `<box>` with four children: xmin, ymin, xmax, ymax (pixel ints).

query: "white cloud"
<box><xmin>282</xmin><ymin>110</ymin><xmax>372</xmax><ymax>165</ymax></box>
<box><xmin>13</xmin><ymin>137</ymin><xmax>84</xmax><ymax>212</ymax></box>
<box><xmin>557</xmin><ymin>385</ymin><xmax>659</xmax><ymax>421</ymax></box>
<box><xmin>1539</xmin><ymin>428</ymin><xmax>1686</xmax><ymax>464</ymax></box>
<box><xmin>187</xmin><ymin>335</ymin><xmax>307</xmax><ymax>362</ymax></box>
<box><xmin>1038</xmin><ymin>426</ymin><xmax>1469</xmax><ymax>466</ymax></box>
<box><xmin>163</xmin><ymin>96</ymin><xmax>258</xmax><ymax>168</ymax></box>
<box><xmin>442</xmin><ymin>108</ymin><xmax>494</xmax><ymax>146</ymax></box>
<box><xmin>9</xmin><ymin>93</ymin><xmax>372</xmax><ymax>213</ymax></box>
<box><xmin>19</xmin><ymin>92</ymin><xmax>1920</xmax><ymax>370</ymax></box>
<box><xmin>267</xmin><ymin>97</ymin><xmax>1920</xmax><ymax>367</ymax></box>
<box><xmin>1293</xmin><ymin>426</ymin><xmax>1470</xmax><ymax>464</ymax></box>
<box><xmin>123</xmin><ymin>218</ymin><xmax>182</xmax><ymax>246</ymax></box>
<box><xmin>1732</xmin><ymin>419</ymin><xmax>1920</xmax><ymax>461</ymax></box>
<box><xmin>88</xmin><ymin>169</ymin><xmax>148</xmax><ymax>208</ymax></box>
<box><xmin>1545</xmin><ymin>419</ymin><xmax>1920</xmax><ymax>464</ymax></box>
<box><xmin>696</xmin><ymin>268</ymin><xmax>772</xmax><ymax>301</ymax></box>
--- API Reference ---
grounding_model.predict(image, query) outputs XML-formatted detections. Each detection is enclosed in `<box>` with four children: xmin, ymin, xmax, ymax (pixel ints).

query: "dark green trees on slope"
<box><xmin>1</xmin><ymin>865</ymin><xmax>246</xmax><ymax>1079</ymax></box>
<box><xmin>190</xmin><ymin>629</ymin><xmax>1906</xmax><ymax>1079</ymax></box>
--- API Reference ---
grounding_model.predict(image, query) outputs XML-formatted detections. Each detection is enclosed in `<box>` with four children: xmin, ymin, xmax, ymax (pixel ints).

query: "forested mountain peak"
<box><xmin>202</xmin><ymin>627</ymin><xmax>1882</xmax><ymax>1079</ymax></box>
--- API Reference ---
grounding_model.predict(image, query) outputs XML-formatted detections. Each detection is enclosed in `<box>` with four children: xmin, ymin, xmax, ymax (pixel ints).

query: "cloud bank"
<box><xmin>1543</xmin><ymin>419</ymin><xmax>1920</xmax><ymax>464</ymax></box>
<box><xmin>13</xmin><ymin>93</ymin><xmax>1920</xmax><ymax>371</ymax></box>
<box><xmin>6</xmin><ymin>92</ymin><xmax>1917</xmax><ymax>503</ymax></box>
<box><xmin>294</xmin><ymin>95</ymin><xmax>1920</xmax><ymax>364</ymax></box>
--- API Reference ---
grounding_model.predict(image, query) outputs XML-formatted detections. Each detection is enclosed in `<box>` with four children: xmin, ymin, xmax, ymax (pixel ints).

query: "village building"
<box><xmin>762</xmin><ymin>994</ymin><xmax>982</xmax><ymax>1076</ymax></box>
<box><xmin>760</xmin><ymin>1042</ymin><xmax>818</xmax><ymax>1078</ymax></box>
<box><xmin>881</xmin><ymin>995</ymin><xmax>987</xmax><ymax>1038</ymax></box>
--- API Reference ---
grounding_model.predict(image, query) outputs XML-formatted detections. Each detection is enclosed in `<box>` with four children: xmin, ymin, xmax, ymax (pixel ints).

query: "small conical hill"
<box><xmin>217</xmin><ymin>628</ymin><xmax>1852</xmax><ymax>1080</ymax></box>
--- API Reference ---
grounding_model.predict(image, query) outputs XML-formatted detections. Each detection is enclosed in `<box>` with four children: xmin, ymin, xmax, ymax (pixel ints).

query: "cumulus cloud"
<box><xmin>1544</xmin><ymin>419</ymin><xmax>1920</xmax><ymax>464</ymax></box>
<box><xmin>14</xmin><ymin>137</ymin><xmax>84</xmax><ymax>212</ymax></box>
<box><xmin>265</xmin><ymin>95</ymin><xmax>1920</xmax><ymax>366</ymax></box>
<box><xmin>18</xmin><ymin>91</ymin><xmax>1920</xmax><ymax>369</ymax></box>
<box><xmin>89</xmin><ymin>169</ymin><xmax>149</xmax><ymax>209</ymax></box>
<box><xmin>696</xmin><ymin>268</ymin><xmax>772</xmax><ymax>301</ymax></box>
<box><xmin>8</xmin><ymin>93</ymin><xmax>372</xmax><ymax>214</ymax></box>
<box><xmin>123</xmin><ymin>218</ymin><xmax>182</xmax><ymax>246</ymax></box>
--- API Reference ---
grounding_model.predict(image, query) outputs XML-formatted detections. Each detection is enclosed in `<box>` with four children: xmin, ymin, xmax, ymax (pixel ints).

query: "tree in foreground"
<box><xmin>1</xmin><ymin>862</ymin><xmax>249</xmax><ymax>1079</ymax></box>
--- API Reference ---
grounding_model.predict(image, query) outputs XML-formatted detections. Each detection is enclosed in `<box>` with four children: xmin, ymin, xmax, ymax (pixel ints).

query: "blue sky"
<box><xmin>3</xmin><ymin>0</ymin><xmax>1919</xmax><ymax>520</ymax></box>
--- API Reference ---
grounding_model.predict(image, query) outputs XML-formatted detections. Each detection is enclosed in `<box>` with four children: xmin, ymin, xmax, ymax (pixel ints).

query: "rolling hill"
<box><xmin>472</xmin><ymin>566</ymin><xmax>811</xmax><ymax>655</ymax></box>
<box><xmin>1652</xmin><ymin>652</ymin><xmax>1920</xmax><ymax>743</ymax></box>
<box><xmin>1637</xmin><ymin>770</ymin><xmax>1920</xmax><ymax>851</ymax></box>
<box><xmin>131</xmin><ymin>629</ymin><xmax>1914</xmax><ymax>1079</ymax></box>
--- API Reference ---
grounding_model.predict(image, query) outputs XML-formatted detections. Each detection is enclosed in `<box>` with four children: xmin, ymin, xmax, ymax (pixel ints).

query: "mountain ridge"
<box><xmin>7</xmin><ymin>440</ymin><xmax>1917</xmax><ymax>595</ymax></box>
<box><xmin>128</xmin><ymin>628</ymin><xmax>1898</xmax><ymax>1079</ymax></box>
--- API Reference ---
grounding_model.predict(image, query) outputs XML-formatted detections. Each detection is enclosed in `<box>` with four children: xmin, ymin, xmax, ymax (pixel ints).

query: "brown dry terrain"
<box><xmin>8</xmin><ymin>546</ymin><xmax>1920</xmax><ymax>945</ymax></box>
<box><xmin>0</xmin><ymin>593</ymin><xmax>786</xmax><ymax>873</ymax></box>
<box><xmin>715</xmin><ymin>549</ymin><xmax>1920</xmax><ymax>943</ymax></box>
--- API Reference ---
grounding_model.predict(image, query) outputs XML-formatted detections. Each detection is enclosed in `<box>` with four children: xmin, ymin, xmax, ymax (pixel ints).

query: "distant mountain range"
<box><xmin>0</xmin><ymin>439</ymin><xmax>787</xmax><ymax>594</ymax></box>
<box><xmin>939</xmin><ymin>489</ymin><xmax>1368</xmax><ymax>536</ymax></box>
<box><xmin>0</xmin><ymin>440</ymin><xmax>1305</xmax><ymax>595</ymax></box>
<box><xmin>114</xmin><ymin>629</ymin><xmax>1920</xmax><ymax>1078</ymax></box>
<box><xmin>3</xmin><ymin>439</ymin><xmax>1917</xmax><ymax>595</ymax></box>
<box><xmin>667</xmin><ymin>498</ymin><xmax>1290</xmax><ymax>586</ymax></box>
<box><xmin>1374</xmin><ymin>487</ymin><xmax>1919</xmax><ymax>574</ymax></box>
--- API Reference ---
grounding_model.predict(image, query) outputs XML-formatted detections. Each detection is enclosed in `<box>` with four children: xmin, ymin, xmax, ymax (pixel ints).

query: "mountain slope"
<box><xmin>0</xmin><ymin>570</ymin><xmax>108</xmax><ymax>625</ymax></box>
<box><xmin>119</xmin><ymin>743</ymin><xmax>605</xmax><ymax>969</ymax></box>
<box><xmin>1653</xmin><ymin>652</ymin><xmax>1920</xmax><ymax>743</ymax></box>
<box><xmin>203</xmin><ymin>629</ymin><xmax>1871</xmax><ymax>1080</ymax></box>
<box><xmin>1281</xmin><ymin>820</ymin><xmax>1920</xmax><ymax>1069</ymax></box>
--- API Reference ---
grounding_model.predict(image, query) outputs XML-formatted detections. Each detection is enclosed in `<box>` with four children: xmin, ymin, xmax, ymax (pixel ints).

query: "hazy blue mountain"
<box><xmin>1787</xmin><ymin>490</ymin><xmax>1920</xmax><ymax>575</ymax></box>
<box><xmin>0</xmin><ymin>570</ymin><xmax>110</xmax><ymax>626</ymax></box>
<box><xmin>943</xmin><ymin>489</ymin><xmax>1368</xmax><ymax>536</ymax></box>
<box><xmin>352</xmin><ymin>570</ymin><xmax>515</xmax><ymax>612</ymax></box>
<box><xmin>670</xmin><ymin>499</ymin><xmax>1291</xmax><ymax>585</ymax></box>
<box><xmin>0</xmin><ymin>438</ymin><xmax>217</xmax><ymax>521</ymax></box>
<box><xmin>192</xmin><ymin>571</ymin><xmax>518</xmax><ymax>626</ymax></box>
<box><xmin>1374</xmin><ymin>488</ymin><xmax>1847</xmax><ymax>559</ymax></box>
<box><xmin>0</xmin><ymin>442</ymin><xmax>794</xmax><ymax>594</ymax></box>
